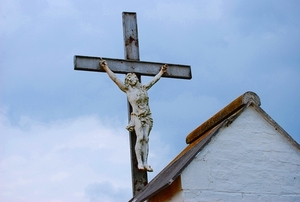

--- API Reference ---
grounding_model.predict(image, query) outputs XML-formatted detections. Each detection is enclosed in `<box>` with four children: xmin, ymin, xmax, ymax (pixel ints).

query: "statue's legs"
<box><xmin>142</xmin><ymin>124</ymin><xmax>153</xmax><ymax>172</ymax></box>
<box><xmin>132</xmin><ymin>114</ymin><xmax>153</xmax><ymax>171</ymax></box>
<box><xmin>134</xmin><ymin>119</ymin><xmax>144</xmax><ymax>170</ymax></box>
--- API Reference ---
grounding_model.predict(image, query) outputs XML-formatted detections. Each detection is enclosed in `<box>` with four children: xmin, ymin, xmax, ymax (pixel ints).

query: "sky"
<box><xmin>1</xmin><ymin>0</ymin><xmax>300</xmax><ymax>201</ymax></box>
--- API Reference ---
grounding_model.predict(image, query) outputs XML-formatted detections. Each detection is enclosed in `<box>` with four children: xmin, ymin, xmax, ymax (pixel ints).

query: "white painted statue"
<box><xmin>100</xmin><ymin>59</ymin><xmax>167</xmax><ymax>172</ymax></box>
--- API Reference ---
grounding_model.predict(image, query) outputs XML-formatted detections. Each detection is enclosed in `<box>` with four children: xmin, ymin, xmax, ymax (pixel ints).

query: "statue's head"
<box><xmin>125</xmin><ymin>73</ymin><xmax>139</xmax><ymax>87</ymax></box>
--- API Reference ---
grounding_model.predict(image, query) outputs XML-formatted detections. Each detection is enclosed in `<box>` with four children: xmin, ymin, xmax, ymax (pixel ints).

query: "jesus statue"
<box><xmin>100</xmin><ymin>59</ymin><xmax>167</xmax><ymax>172</ymax></box>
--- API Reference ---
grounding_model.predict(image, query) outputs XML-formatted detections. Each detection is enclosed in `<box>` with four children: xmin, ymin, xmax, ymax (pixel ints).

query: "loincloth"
<box><xmin>126</xmin><ymin>112</ymin><xmax>153</xmax><ymax>132</ymax></box>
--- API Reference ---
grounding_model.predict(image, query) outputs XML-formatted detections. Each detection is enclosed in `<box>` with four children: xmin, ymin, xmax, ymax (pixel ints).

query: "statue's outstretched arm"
<box><xmin>144</xmin><ymin>64</ymin><xmax>168</xmax><ymax>90</ymax></box>
<box><xmin>100</xmin><ymin>60</ymin><xmax>127</xmax><ymax>92</ymax></box>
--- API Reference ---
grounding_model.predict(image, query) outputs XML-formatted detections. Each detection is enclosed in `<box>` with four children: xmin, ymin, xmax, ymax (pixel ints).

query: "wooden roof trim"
<box><xmin>186</xmin><ymin>91</ymin><xmax>261</xmax><ymax>144</ymax></box>
<box><xmin>252</xmin><ymin>103</ymin><xmax>300</xmax><ymax>150</ymax></box>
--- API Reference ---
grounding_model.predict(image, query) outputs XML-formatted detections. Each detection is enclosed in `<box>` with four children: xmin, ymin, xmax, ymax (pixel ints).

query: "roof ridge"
<box><xmin>186</xmin><ymin>91</ymin><xmax>260</xmax><ymax>144</ymax></box>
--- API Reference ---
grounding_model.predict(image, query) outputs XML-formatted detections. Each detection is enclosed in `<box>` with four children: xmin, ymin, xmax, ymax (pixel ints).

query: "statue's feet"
<box><xmin>144</xmin><ymin>165</ymin><xmax>153</xmax><ymax>172</ymax></box>
<box><xmin>138</xmin><ymin>163</ymin><xmax>145</xmax><ymax>170</ymax></box>
<box><xmin>137</xmin><ymin>163</ymin><xmax>153</xmax><ymax>172</ymax></box>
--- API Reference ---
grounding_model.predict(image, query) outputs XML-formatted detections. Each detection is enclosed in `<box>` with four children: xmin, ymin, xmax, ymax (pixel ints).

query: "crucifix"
<box><xmin>74</xmin><ymin>12</ymin><xmax>191</xmax><ymax>196</ymax></box>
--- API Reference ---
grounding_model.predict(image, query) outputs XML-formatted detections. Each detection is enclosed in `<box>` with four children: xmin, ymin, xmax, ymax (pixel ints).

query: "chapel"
<box><xmin>130</xmin><ymin>91</ymin><xmax>300</xmax><ymax>202</ymax></box>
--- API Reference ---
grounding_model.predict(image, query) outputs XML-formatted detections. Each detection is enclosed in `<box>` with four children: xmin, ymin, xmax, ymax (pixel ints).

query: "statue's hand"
<box><xmin>99</xmin><ymin>59</ymin><xmax>107</xmax><ymax>68</ymax></box>
<box><xmin>161</xmin><ymin>64</ymin><xmax>168</xmax><ymax>73</ymax></box>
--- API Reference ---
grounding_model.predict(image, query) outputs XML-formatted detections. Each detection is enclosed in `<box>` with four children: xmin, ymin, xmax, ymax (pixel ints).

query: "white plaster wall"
<box><xmin>181</xmin><ymin>107</ymin><xmax>300</xmax><ymax>202</ymax></box>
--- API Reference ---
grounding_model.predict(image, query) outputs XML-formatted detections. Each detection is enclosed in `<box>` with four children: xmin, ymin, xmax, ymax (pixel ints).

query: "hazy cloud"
<box><xmin>85</xmin><ymin>181</ymin><xmax>130</xmax><ymax>202</ymax></box>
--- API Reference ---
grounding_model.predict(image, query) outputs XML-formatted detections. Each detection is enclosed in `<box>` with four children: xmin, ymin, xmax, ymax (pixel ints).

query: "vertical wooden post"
<box><xmin>122</xmin><ymin>12</ymin><xmax>148</xmax><ymax>196</ymax></box>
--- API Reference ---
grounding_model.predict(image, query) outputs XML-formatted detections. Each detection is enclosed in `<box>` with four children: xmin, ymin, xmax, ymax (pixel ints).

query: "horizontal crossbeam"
<box><xmin>74</xmin><ymin>55</ymin><xmax>192</xmax><ymax>79</ymax></box>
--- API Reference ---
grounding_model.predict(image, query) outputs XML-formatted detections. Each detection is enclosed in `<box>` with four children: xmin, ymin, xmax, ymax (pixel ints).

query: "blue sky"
<box><xmin>1</xmin><ymin>0</ymin><xmax>299</xmax><ymax>201</ymax></box>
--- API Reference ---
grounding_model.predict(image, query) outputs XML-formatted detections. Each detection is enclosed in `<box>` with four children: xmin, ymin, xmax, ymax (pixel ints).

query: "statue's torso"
<box><xmin>127</xmin><ymin>86</ymin><xmax>151</xmax><ymax>117</ymax></box>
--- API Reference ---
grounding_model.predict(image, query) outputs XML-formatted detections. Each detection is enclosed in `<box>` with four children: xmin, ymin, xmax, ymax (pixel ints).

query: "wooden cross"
<box><xmin>74</xmin><ymin>12</ymin><xmax>191</xmax><ymax>196</ymax></box>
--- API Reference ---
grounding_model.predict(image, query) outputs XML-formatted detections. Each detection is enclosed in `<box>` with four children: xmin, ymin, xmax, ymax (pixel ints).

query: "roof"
<box><xmin>129</xmin><ymin>91</ymin><xmax>299</xmax><ymax>202</ymax></box>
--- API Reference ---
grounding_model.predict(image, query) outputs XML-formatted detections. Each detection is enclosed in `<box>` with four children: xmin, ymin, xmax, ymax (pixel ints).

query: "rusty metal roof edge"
<box><xmin>128</xmin><ymin>107</ymin><xmax>248</xmax><ymax>202</ymax></box>
<box><xmin>186</xmin><ymin>91</ymin><xmax>260</xmax><ymax>144</ymax></box>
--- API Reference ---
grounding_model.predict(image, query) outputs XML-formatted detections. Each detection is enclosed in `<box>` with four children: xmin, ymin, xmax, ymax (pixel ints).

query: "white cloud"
<box><xmin>0</xmin><ymin>108</ymin><xmax>172</xmax><ymax>201</ymax></box>
<box><xmin>85</xmin><ymin>181</ymin><xmax>130</xmax><ymax>202</ymax></box>
<box><xmin>50</xmin><ymin>171</ymin><xmax>69</xmax><ymax>182</ymax></box>
<box><xmin>0</xmin><ymin>111</ymin><xmax>131</xmax><ymax>201</ymax></box>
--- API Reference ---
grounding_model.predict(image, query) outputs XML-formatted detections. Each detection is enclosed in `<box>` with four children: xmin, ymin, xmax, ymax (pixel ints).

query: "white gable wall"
<box><xmin>181</xmin><ymin>106</ymin><xmax>300</xmax><ymax>201</ymax></box>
